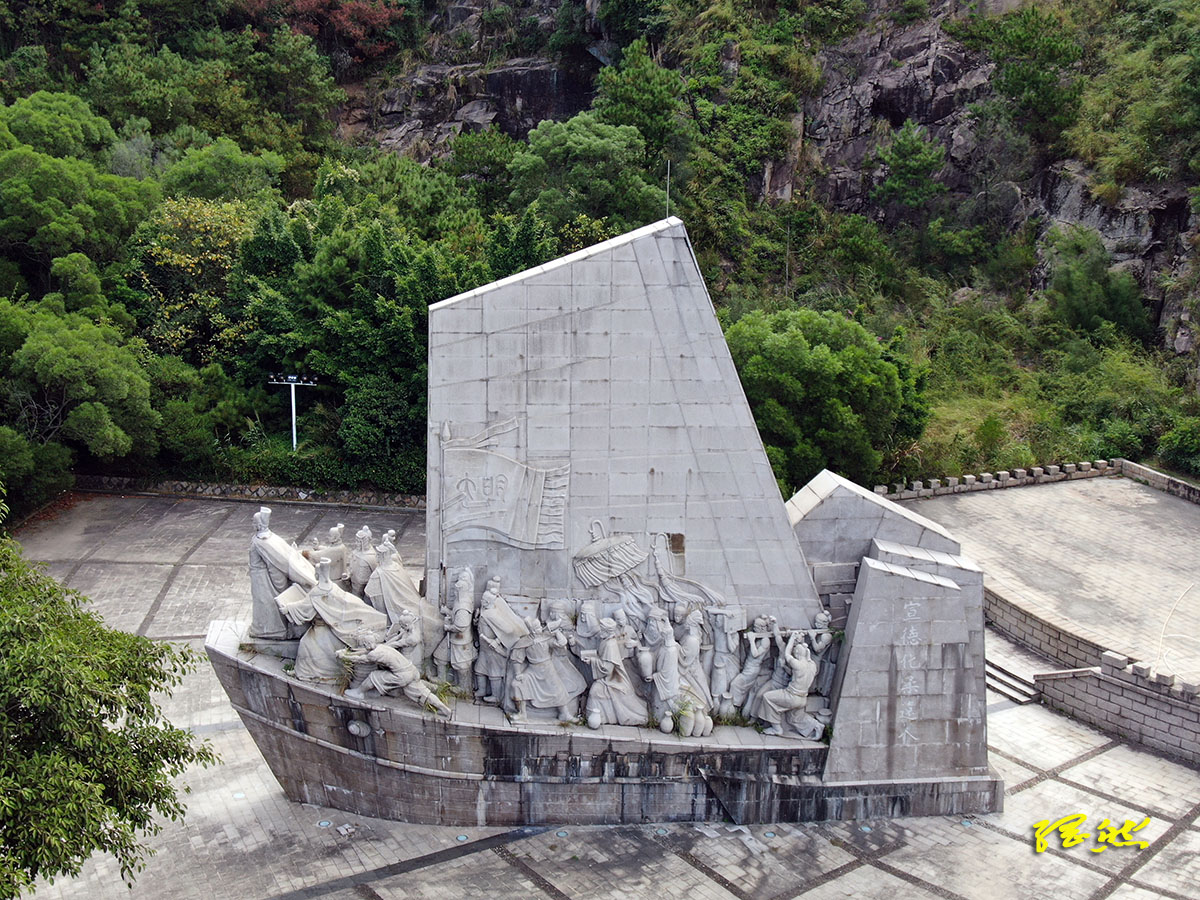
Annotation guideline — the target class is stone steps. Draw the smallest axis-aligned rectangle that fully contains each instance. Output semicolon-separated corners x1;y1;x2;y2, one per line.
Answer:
986;660;1039;704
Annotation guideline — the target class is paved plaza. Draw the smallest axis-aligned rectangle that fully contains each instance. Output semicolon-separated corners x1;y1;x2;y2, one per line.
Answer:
906;477;1200;681
14;492;1200;900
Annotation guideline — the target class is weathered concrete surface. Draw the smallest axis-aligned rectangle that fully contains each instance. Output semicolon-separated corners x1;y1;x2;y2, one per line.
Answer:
426;218;821;626
18;493;1200;900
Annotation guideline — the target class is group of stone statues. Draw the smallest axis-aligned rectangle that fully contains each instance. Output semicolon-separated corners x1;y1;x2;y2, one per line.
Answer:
247;507;837;739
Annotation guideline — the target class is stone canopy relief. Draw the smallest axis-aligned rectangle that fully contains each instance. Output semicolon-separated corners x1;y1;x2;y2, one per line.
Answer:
210;218;1001;825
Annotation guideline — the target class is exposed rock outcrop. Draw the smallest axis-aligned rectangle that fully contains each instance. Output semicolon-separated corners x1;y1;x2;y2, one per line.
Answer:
800;0;1197;339
339;57;596;159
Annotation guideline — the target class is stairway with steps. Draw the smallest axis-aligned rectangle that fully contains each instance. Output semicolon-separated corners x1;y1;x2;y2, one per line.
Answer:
985;659;1039;704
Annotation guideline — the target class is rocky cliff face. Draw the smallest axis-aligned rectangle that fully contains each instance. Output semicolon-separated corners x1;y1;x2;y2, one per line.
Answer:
337;0;596;159
800;0;1197;341
339;57;595;158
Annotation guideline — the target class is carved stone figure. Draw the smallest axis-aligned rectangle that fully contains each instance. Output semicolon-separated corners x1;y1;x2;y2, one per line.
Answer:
582;618;649;729
474;577;528;703
341;629;452;716
611;608;639;658
639;608;684;734
278;558;387;683
808;610;836;698
509;617;585;722
728;616;773;717
677;610;715;736
385;608;423;669
303;524;347;585
572;598;602;654
364;538;422;627
433;569;477;685
745;623;792;720
248;506;317;640
347;526;377;597
708;604;745;715
758;633;824;739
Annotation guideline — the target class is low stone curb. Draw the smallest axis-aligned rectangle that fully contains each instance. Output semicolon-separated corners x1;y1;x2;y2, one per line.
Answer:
73;474;426;509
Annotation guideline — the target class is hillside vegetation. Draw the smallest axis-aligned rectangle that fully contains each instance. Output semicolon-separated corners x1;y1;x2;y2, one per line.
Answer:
0;0;1198;514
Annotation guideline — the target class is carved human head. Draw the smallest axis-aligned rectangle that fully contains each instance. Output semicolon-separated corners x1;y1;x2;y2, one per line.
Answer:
685;610;704;630
355;526;372;550
645;609;671;644
253;506;271;534
814;610;832;629
354;628;385;649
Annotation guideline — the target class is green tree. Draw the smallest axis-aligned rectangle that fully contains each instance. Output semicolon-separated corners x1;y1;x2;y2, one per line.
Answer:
508;112;667;231
870;119;946;212
1;301;159;460
446;128;519;215
593;37;685;164
1045;226;1149;340
0;91;115;161
0;146;159;272
0;523;216;897
957;5;1082;145
161;137;283;200
724;308;928;491
124;196;256;364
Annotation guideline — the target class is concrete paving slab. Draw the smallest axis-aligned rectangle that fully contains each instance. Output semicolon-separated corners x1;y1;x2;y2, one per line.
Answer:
13;494;1200;900
904;478;1200;679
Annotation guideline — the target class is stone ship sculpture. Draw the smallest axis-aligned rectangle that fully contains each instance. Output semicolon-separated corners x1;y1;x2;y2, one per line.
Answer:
207;218;1003;824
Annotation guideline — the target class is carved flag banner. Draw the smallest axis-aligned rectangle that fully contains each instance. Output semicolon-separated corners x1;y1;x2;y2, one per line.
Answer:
441;447;569;548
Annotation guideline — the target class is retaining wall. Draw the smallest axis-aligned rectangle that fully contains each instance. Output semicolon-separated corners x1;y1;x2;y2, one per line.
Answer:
1036;652;1200;765
73;474;425;509
983;588;1107;671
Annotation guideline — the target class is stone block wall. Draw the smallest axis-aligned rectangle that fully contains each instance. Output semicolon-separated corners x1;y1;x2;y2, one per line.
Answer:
1036;652;1200;764
983;588;1107;671
207;620;1004;825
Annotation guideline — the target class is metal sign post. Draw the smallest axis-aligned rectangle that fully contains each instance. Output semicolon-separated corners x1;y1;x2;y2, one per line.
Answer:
267;374;318;451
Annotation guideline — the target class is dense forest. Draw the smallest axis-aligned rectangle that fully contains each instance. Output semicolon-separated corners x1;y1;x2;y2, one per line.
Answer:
0;0;1198;516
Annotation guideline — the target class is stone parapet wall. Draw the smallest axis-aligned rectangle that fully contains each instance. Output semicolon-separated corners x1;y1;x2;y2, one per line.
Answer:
74;474;425;509
1036;652;1200;764
1118;460;1200;505
875;459;1122;501
983;588;1107;671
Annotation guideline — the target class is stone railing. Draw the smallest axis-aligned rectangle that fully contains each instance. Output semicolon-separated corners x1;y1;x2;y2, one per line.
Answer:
73;474;425;509
1035;652;1200;765
875;459;1122;501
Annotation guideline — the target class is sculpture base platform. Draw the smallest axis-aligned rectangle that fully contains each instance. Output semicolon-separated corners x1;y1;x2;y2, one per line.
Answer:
206;620;1003;825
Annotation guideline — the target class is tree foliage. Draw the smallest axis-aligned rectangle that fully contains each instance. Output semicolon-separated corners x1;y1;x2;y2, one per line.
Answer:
508;112;667;231
0;529;216;897
1045;226;1150;341
0;92;115;163
870;119;946;211
724;309;929;491
954;5;1082;145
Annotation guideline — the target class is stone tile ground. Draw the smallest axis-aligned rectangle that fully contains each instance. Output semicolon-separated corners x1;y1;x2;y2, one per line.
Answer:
907;478;1200;680
16;493;1200;900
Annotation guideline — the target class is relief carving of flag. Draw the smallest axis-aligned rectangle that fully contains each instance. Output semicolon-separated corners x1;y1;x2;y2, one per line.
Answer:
442;448;569;549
